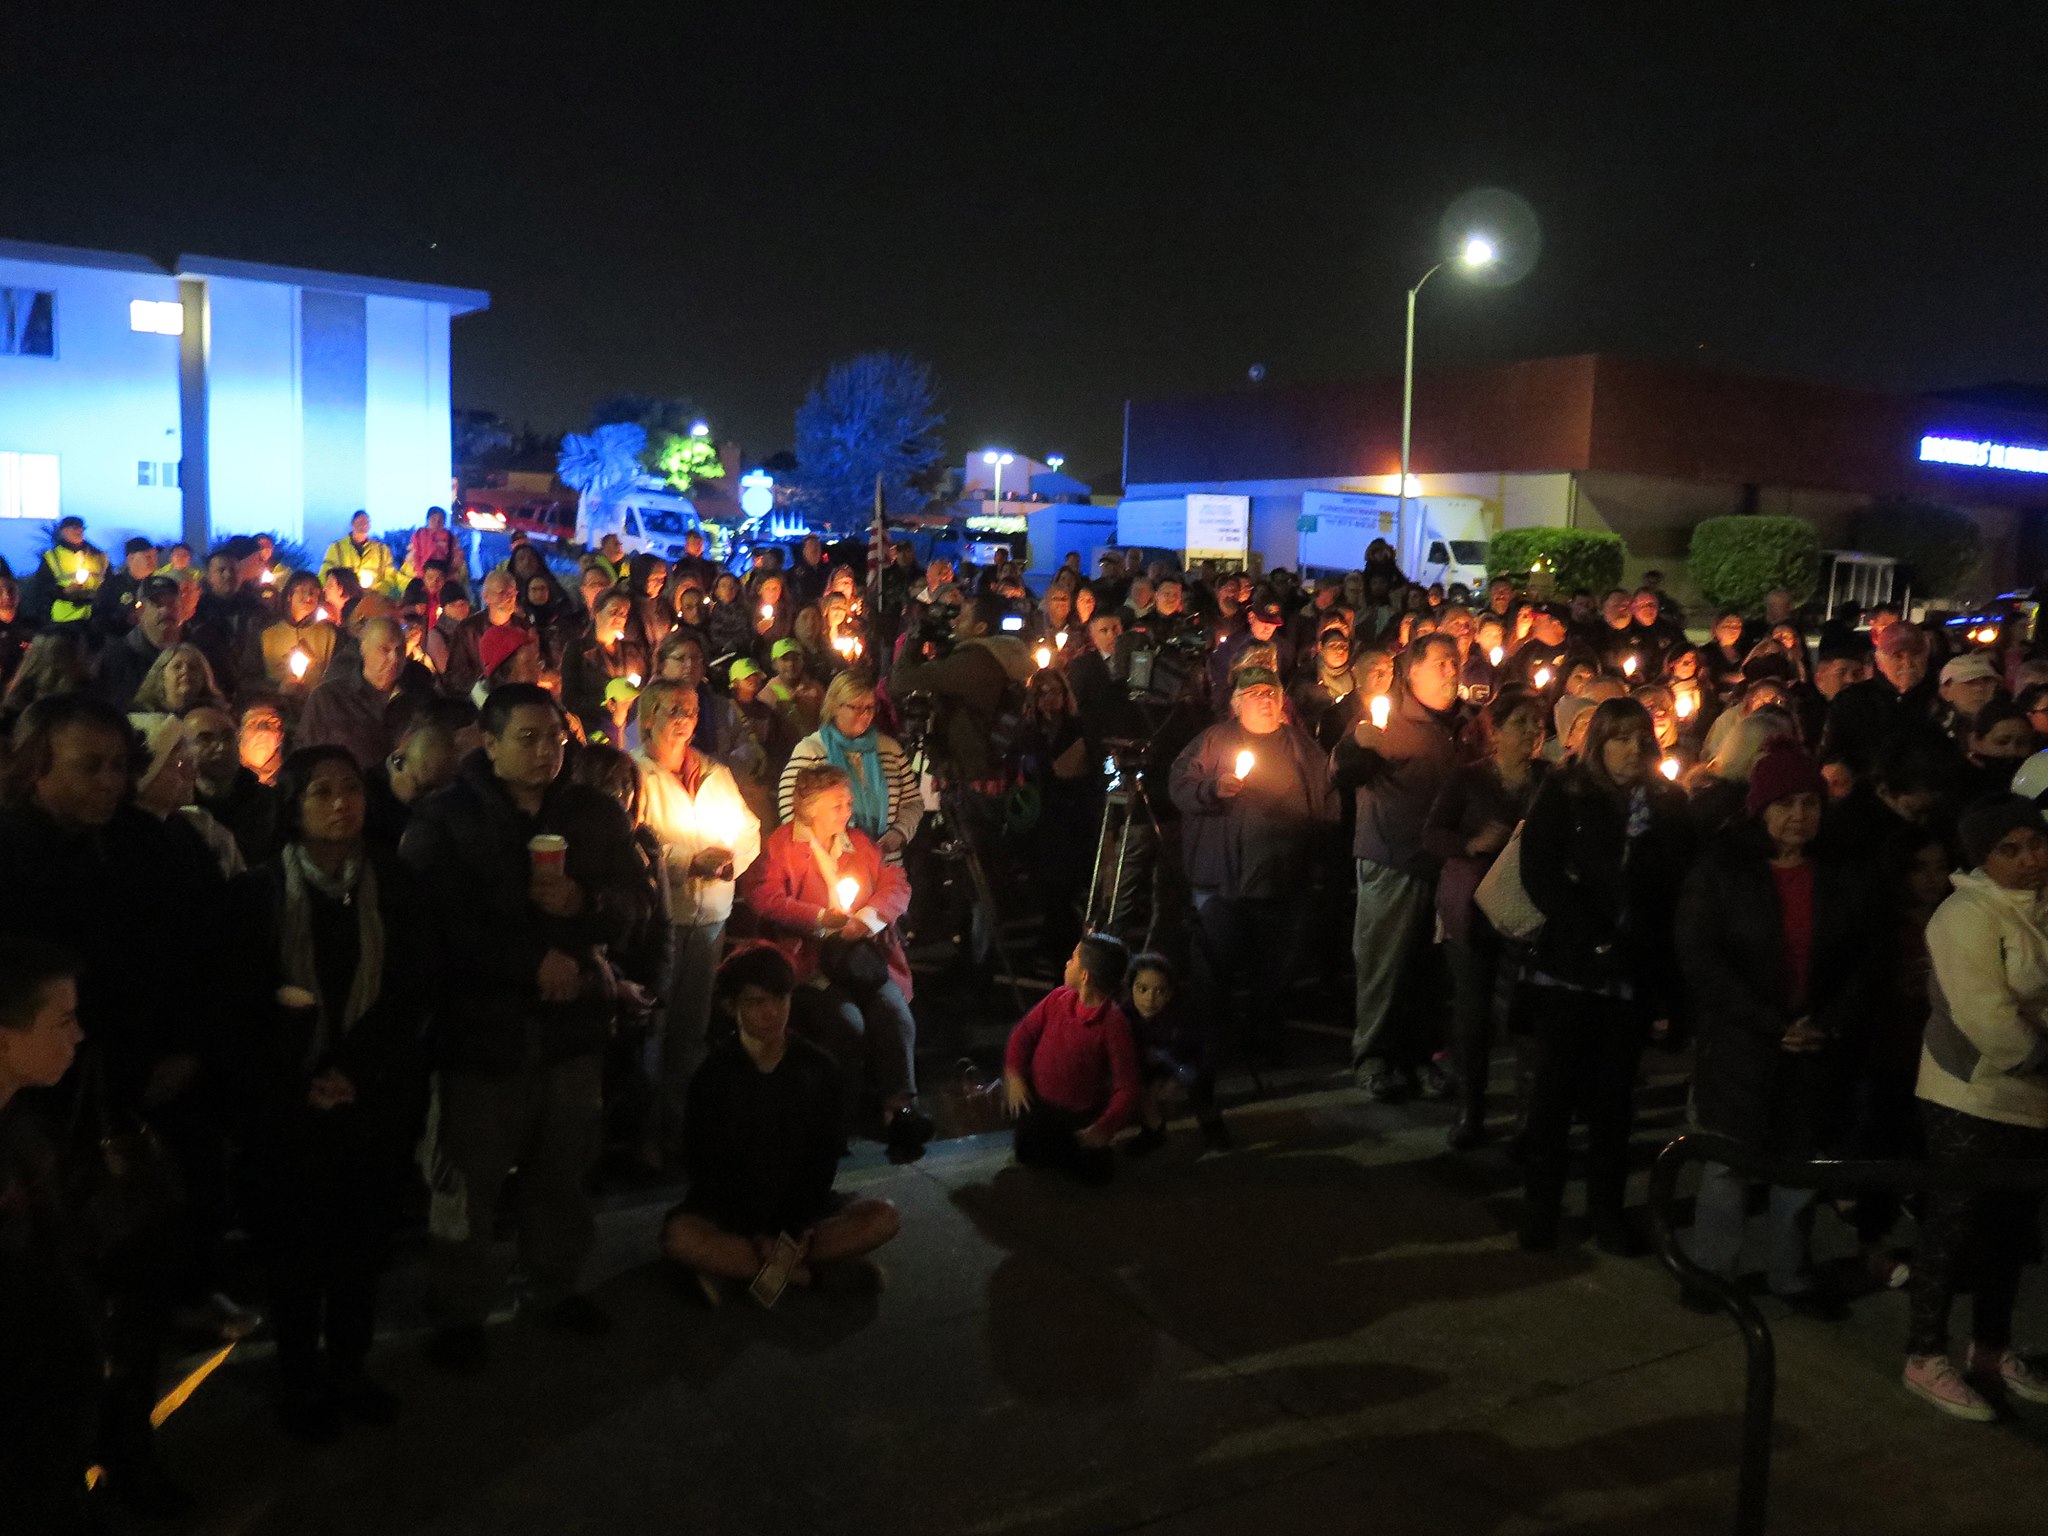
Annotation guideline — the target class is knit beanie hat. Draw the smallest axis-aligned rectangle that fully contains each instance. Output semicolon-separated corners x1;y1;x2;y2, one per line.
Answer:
1553;694;1595;745
1744;739;1829;817
1958;793;2044;869
127;712;184;795
478;621;533;679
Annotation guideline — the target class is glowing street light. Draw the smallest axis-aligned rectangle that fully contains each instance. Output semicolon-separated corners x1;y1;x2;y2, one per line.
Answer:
981;449;1015;509
689;420;711;439
1399;230;1500;563
1046;454;1066;472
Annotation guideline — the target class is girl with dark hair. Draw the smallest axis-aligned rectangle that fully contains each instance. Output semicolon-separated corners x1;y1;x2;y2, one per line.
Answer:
223;745;431;1441
1514;697;1695;1252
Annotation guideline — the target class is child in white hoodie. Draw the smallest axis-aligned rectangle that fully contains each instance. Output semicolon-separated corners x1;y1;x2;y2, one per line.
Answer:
1904;795;2048;1421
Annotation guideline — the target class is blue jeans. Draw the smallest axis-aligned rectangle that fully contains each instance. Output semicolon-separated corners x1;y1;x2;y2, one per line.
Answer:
1689;1162;1818;1296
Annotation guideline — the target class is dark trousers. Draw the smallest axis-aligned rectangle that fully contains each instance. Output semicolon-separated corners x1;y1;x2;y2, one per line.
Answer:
1520;984;1644;1226
1015;1101;1114;1186
1192;892;1300;1062
247;1115;399;1394
1445;925;1505;1120
1905;1102;2048;1356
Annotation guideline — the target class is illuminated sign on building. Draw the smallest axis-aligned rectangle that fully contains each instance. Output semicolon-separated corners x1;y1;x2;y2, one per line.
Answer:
1920;435;2048;474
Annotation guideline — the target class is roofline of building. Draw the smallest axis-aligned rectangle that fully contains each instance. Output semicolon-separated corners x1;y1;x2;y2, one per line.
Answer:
175;254;490;314
0;237;168;275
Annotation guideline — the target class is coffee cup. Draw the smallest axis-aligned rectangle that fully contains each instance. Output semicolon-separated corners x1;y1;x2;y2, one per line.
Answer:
528;833;568;876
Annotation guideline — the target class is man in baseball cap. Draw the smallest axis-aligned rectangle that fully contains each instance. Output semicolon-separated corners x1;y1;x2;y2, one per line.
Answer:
1822;621;1939;772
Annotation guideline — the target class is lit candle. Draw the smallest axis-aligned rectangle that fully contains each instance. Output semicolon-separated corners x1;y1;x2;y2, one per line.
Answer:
760;604;774;622
835;875;859;910
288;649;310;680
1369;695;1391;730
1623;654;1638;677
260;569;275;585
1054;631;1068;650
1488;646;1504;667
1533;666;1553;689
1233;749;1255;779
72;567;88;586
1659;756;1681;781
1034;645;1052;670
626;672;641;687
352;568;366;586
1674;691;1696;719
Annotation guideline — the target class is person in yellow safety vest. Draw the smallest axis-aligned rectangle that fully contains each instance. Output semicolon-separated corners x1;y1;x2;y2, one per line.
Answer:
39;516;109;625
320;511;401;597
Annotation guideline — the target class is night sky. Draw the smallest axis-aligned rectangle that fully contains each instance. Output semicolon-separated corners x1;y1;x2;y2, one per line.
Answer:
7;5;2045;484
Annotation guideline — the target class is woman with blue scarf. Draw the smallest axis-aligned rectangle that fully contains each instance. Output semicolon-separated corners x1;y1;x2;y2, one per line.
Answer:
777;672;921;861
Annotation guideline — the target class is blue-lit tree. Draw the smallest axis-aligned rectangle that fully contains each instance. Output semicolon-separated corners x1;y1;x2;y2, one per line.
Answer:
792;353;945;530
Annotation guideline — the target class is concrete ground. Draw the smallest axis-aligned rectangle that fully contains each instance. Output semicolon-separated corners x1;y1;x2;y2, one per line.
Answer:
158;1047;2048;1536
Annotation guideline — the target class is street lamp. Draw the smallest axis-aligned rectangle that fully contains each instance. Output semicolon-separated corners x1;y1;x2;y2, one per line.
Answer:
689;420;711;439
1046;454;1065;473
981;449;1014;508
1398;233;1498;557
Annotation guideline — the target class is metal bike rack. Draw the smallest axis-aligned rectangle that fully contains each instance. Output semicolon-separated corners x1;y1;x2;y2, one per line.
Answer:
1648;1133;2048;1536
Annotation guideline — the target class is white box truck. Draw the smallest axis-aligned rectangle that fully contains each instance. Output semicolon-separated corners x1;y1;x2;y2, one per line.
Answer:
1297;490;1490;588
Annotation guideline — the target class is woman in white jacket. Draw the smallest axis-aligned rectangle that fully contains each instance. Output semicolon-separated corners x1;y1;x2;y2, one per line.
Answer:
634;679;762;1171
1905;794;2048;1420
775;672;921;862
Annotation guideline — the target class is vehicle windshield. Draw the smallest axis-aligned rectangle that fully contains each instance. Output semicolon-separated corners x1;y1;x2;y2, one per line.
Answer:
1448;540;1487;564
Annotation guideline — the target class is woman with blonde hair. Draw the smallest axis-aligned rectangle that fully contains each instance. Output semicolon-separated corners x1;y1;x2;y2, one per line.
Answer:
776;671;920;858
1689;706;1800;836
131;643;229;716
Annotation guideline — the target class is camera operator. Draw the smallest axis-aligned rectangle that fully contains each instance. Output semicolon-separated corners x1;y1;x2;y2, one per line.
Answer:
889;592;1034;787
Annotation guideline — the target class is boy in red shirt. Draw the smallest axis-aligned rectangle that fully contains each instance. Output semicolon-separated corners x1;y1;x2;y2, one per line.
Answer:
1003;934;1141;1185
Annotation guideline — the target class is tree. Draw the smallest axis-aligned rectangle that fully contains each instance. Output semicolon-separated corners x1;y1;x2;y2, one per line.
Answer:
1853;498;1986;599
589;396;725;493
1486;528;1625;594
792;353;945;530
1688;516;1822;614
557;423;649;504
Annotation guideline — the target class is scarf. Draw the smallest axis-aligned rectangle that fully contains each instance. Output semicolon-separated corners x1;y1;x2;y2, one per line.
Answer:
281;844;385;1069
819;720;890;837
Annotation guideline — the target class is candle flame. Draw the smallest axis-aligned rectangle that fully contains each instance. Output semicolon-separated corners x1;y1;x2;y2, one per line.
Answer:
1369;695;1391;730
352;568;366;586
1034;646;1052;669
1488;646;1504;667
260;569;275;584
289;649;310;679
1534;667;1553;689
1660;756;1681;781
760;604;774;621
1675;692;1696;718
626;672;641;687
835;875;859;909
1623;655;1638;677
1233;749;1255;778
1054;630;1068;650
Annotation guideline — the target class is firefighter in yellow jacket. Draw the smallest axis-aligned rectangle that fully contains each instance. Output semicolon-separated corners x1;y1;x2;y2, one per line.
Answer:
37;517;109;625
320;511;401;597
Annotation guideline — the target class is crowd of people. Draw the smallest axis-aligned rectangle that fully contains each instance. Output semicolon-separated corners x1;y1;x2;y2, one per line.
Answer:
4;509;2048;1532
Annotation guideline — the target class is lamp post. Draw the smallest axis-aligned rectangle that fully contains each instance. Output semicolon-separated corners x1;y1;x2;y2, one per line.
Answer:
981;449;1014;510
1398;234;1497;561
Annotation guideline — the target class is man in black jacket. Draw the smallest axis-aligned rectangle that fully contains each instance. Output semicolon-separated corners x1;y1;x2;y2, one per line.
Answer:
1331;632;1469;1100
400;684;648;1371
1821;620;1939;773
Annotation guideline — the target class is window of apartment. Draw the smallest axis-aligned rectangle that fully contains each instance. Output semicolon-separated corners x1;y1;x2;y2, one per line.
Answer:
0;452;61;519
137;459;181;488
129;299;184;336
1;288;56;356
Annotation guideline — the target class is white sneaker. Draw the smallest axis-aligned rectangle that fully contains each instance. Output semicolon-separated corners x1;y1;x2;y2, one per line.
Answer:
1969;1344;2048;1405
1904;1353;1996;1422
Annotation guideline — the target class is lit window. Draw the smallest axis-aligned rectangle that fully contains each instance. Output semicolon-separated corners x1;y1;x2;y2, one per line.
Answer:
0;452;61;519
1;288;55;355
129;299;184;336
138;460;156;487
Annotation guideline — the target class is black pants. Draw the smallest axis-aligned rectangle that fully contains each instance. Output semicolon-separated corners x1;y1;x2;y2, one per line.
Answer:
1014;1101;1114;1186
1445;925;1507;1121
246;1114;401;1396
1520;984;1644;1227
1905;1103;2048;1356
1192;892;1301;1063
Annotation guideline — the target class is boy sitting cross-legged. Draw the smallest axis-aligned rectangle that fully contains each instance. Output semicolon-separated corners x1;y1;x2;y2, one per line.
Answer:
660;944;901;1304
1003;933;1142;1185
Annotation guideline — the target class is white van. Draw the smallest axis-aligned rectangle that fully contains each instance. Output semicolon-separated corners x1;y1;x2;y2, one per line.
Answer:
577;487;705;564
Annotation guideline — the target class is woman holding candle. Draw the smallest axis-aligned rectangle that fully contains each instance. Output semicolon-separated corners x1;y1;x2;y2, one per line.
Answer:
259;573;341;692
1514;697;1694;1253
738;764;930;1156
633;680;762;1171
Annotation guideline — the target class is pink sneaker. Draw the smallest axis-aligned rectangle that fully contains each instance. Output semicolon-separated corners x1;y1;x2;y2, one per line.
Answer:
1904;1353;1996;1421
1968;1344;2048;1405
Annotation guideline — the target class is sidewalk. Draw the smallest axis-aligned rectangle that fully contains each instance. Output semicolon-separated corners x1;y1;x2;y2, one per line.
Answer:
163;1075;2048;1536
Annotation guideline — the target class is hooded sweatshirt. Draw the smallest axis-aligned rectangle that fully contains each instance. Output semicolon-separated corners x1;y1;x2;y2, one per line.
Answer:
1920;868;2048;1129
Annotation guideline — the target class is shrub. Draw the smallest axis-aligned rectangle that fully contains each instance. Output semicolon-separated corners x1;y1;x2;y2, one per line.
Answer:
1687;516;1821;614
1852;499;1985;599
1487;527;1625;594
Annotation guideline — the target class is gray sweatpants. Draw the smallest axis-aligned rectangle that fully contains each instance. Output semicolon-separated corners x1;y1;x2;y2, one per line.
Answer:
1350;858;1432;1073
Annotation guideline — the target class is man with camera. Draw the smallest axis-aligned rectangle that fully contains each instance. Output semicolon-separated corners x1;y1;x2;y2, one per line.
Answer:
889;593;1034;786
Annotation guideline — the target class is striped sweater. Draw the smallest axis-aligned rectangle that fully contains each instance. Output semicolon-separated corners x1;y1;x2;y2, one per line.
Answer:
775;731;922;860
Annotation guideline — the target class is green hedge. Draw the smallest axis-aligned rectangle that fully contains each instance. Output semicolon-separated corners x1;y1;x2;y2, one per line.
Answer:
1687;516;1821;613
1486;527;1625;594
1852;498;1985;599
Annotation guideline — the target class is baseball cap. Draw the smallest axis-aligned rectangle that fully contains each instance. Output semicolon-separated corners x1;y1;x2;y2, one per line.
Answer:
1941;654;1999;686
770;638;802;660
728;658;764;682
1232;666;1282;694
1249;600;1284;624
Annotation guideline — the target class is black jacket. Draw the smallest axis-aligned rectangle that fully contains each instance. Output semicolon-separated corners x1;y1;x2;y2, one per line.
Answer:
1675;832;1879;1153
1169;720;1338;899
399;751;648;1073
1330;692;1469;876
1519;766;1694;1014
1821;675;1938;772
196;768;281;867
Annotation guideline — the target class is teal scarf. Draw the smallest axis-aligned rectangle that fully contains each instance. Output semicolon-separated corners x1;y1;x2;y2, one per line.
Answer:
819;721;890;837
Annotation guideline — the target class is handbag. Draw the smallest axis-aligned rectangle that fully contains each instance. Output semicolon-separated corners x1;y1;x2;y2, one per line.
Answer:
66;1050;186;1260
1473;821;1545;941
820;933;890;1001
931;1057;1009;1140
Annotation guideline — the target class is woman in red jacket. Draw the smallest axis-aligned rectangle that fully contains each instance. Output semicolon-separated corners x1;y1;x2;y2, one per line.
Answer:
739;763;932;1156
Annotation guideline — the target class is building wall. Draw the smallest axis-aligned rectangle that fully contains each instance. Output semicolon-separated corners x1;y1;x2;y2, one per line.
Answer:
0;253;184;572
361;295;454;546
203;275;303;541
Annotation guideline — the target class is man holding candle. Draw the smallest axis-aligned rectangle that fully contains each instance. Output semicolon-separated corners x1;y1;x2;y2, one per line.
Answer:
400;684;649;1371
320;511;400;598
1169;666;1338;1071
634;679;762;1171
1333;631;1471;1102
